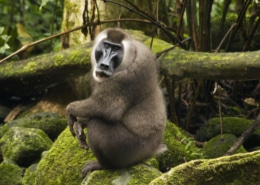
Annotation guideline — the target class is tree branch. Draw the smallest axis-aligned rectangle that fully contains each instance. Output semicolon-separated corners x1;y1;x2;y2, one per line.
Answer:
0;18;152;64
225;114;260;155
159;48;260;81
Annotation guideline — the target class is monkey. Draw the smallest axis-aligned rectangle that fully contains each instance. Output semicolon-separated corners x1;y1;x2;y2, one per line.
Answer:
66;28;167;177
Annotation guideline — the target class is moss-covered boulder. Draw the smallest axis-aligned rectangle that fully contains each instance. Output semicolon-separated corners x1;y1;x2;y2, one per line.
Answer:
22;164;37;185
0;127;53;167
25;121;203;185
150;150;260;185
202;134;247;158
197;117;260;148
0;112;67;140
0;160;24;185
157;121;203;172
31;127;94;185
82;164;162;185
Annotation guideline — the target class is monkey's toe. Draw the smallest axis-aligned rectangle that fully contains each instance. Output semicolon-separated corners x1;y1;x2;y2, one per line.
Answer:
82;161;104;178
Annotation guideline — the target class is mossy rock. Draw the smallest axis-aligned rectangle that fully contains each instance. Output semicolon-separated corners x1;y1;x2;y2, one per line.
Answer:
0;160;24;185
0;112;67;140
202;134;247;158
197;117;260;148
82;163;162;185
32;127;94;185
0;127;53;167
25;122;203;184
157;121;203;172
150;150;260;185
22;164;37;185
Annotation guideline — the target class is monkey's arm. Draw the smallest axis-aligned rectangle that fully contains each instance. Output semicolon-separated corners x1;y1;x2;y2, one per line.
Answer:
66;96;127;135
67;97;126;120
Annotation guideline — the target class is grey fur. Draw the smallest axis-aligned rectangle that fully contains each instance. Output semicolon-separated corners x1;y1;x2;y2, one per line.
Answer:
66;28;167;177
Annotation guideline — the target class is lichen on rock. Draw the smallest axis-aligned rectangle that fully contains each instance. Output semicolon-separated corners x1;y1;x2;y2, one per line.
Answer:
0;127;53;167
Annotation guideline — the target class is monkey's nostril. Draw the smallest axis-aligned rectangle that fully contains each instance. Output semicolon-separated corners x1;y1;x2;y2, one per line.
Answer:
100;64;109;70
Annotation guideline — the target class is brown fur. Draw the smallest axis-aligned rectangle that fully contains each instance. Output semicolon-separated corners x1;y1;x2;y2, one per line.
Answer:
66;28;167;176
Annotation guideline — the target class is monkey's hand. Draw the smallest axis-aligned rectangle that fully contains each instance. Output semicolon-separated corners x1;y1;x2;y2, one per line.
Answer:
75;122;89;150
68;114;77;137
68;114;89;150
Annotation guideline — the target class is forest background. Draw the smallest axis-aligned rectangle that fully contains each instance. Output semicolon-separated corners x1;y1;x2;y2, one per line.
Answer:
1;0;260;140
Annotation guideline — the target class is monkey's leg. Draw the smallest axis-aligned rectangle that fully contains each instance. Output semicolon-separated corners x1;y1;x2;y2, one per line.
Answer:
87;119;161;173
82;161;104;178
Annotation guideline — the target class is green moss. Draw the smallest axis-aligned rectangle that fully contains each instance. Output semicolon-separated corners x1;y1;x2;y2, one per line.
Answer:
82;170;122;185
150;151;260;185
82;163;162;185
198;117;260;142
143;37;172;54
144;157;159;169
23;61;37;72
23;164;37;185
202;134;247;158
0;127;53;167
128;164;162;185
53;53;64;66
34;127;94;185
0;161;23;185
0;112;67;140
198;117;260;149
157;121;203;171
0;44;91;87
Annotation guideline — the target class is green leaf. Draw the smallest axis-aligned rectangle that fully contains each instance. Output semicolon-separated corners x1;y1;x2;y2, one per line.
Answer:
0;27;4;35
1;35;10;42
0;43;10;54
39;0;52;11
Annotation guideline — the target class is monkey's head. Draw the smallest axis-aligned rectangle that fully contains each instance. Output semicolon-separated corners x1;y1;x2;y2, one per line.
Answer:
91;28;136;83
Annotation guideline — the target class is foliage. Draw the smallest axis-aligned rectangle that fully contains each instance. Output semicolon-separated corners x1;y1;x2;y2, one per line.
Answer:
0;27;11;54
0;0;63;59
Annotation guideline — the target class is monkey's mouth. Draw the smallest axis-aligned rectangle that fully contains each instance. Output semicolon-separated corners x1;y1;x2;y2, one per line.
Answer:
95;71;110;78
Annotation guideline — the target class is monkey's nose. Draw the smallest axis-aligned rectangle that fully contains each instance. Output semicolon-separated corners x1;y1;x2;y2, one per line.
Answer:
100;63;110;70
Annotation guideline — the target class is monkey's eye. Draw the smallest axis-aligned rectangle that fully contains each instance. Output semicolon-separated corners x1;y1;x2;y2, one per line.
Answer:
104;43;110;49
112;45;120;51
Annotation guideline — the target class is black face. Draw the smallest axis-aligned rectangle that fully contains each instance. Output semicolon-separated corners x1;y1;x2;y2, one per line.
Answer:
95;40;123;79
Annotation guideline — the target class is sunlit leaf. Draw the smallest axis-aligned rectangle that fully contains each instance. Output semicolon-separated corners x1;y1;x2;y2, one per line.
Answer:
0;43;10;54
0;27;4;35
39;0;52;11
16;23;33;45
1;35;10;42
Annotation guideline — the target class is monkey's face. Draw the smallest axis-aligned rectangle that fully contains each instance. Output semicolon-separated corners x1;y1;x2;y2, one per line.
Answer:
93;40;123;82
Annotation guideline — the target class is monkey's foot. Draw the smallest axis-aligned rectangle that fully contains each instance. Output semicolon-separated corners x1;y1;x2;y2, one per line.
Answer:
82;161;104;178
